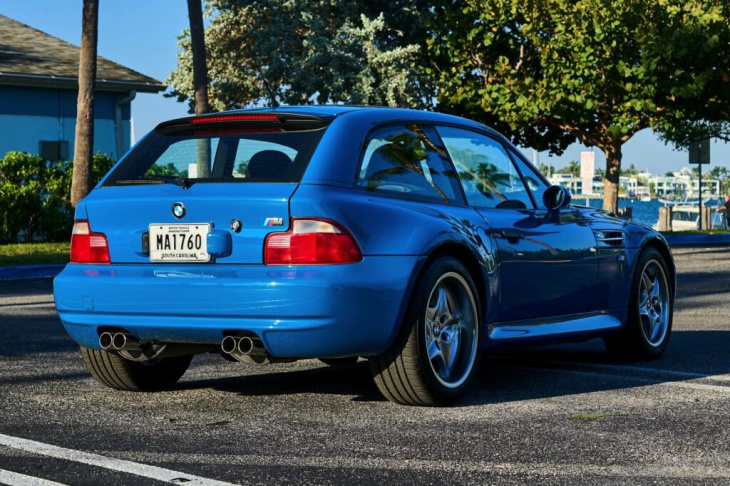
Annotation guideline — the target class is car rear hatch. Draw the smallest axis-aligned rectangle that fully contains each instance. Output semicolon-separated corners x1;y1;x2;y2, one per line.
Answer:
84;112;329;264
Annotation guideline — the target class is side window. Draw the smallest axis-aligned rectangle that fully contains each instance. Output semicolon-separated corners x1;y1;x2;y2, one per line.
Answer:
357;125;462;204
437;126;533;209
508;148;549;209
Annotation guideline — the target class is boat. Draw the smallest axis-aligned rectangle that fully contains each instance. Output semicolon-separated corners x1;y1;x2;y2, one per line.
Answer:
640;195;652;202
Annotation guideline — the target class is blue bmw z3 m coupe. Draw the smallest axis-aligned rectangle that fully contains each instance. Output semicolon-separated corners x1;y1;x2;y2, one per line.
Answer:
53;106;675;406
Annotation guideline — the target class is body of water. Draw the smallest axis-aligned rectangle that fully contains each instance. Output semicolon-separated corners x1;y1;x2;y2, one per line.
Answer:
576;198;723;228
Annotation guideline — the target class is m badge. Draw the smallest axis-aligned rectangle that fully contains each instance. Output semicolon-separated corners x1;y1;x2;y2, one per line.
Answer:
264;218;284;227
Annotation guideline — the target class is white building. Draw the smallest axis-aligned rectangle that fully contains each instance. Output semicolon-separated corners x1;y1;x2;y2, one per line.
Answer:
648;167;720;198
548;174;583;194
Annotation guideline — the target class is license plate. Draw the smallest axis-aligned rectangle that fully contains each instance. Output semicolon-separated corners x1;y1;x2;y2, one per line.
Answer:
148;224;210;262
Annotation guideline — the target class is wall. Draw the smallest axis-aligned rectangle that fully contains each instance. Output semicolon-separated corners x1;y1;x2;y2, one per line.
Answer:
0;85;132;160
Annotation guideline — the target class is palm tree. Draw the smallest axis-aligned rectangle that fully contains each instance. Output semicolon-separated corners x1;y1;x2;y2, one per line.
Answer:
187;0;211;178
568;160;580;177
71;0;99;206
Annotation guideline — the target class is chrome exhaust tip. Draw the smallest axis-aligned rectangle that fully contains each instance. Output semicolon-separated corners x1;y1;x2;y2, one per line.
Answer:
221;336;238;354
99;332;114;350
237;337;254;355
111;332;127;350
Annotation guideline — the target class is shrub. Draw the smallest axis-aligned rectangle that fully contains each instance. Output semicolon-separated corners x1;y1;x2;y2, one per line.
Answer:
0;151;116;243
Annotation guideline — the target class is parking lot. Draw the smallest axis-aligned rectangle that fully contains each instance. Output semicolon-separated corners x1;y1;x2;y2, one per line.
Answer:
0;247;729;485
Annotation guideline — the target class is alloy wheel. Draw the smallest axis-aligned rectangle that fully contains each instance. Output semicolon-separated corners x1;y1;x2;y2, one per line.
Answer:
424;272;478;388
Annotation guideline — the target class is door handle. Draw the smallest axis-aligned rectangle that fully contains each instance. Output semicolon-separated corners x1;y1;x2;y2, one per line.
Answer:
500;229;524;240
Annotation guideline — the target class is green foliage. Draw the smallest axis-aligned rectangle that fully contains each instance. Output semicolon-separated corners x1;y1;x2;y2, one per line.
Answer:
557;160;580;177
427;0;730;210
0;152;51;243
166;0;433;110
0;152;115;243
148;163;182;177
621;164;639;177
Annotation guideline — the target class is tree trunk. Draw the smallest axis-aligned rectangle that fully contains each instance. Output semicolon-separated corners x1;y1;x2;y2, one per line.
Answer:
601;141;622;214
71;0;99;206
187;0;211;178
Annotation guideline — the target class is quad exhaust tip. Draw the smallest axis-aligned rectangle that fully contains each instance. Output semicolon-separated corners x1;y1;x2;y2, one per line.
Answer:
99;332;114;349
221;336;238;354
99;331;140;351
220;335;266;356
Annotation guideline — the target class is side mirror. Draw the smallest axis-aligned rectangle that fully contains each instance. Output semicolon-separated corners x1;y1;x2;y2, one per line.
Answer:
543;185;572;211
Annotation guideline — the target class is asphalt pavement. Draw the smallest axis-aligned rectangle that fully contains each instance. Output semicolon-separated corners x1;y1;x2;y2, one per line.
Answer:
0;247;729;485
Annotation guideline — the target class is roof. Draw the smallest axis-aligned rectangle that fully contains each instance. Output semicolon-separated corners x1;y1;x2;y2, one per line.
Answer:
158;105;499;140
0;14;165;93
236;105;494;132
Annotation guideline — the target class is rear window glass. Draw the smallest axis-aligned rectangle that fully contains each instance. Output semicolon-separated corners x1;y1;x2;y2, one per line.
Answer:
103;127;325;186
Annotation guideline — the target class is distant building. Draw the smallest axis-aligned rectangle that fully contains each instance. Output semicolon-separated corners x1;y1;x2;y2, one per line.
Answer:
548;173;583;194
0;15;164;161
648;167;720;198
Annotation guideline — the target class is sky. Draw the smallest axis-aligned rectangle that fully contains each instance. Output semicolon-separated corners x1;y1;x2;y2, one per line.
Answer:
3;0;729;174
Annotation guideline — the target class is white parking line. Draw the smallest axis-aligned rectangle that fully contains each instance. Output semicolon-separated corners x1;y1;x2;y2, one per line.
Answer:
599;363;730;382
0;468;67;486
498;364;730;393
110;450;730;479
0;434;237;486
496;356;730;382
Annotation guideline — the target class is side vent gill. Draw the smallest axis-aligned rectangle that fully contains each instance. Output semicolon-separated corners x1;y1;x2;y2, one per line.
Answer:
594;230;625;248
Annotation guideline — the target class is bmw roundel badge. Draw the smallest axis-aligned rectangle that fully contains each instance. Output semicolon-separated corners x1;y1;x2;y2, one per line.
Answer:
172;202;186;219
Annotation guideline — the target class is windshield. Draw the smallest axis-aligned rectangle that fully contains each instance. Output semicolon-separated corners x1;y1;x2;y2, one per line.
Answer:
103;127;326;186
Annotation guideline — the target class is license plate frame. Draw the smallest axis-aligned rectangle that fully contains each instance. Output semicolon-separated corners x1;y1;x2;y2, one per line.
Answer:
148;223;211;263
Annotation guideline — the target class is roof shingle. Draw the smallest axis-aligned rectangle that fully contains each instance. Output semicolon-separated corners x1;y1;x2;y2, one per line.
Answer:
0;14;165;92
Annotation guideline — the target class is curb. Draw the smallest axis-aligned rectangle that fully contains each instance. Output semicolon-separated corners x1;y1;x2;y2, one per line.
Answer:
0;264;65;280
663;234;730;248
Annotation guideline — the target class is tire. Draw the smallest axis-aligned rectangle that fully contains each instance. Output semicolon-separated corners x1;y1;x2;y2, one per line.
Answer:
319;357;359;366
369;257;482;406
604;248;673;360
80;346;193;392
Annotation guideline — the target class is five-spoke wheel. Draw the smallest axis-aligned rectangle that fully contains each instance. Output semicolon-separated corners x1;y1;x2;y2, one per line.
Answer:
369;257;481;406
604;248;673;359
424;273;478;389
638;260;670;347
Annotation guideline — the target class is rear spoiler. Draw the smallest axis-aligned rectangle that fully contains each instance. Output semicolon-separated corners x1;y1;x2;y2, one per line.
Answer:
156;112;330;135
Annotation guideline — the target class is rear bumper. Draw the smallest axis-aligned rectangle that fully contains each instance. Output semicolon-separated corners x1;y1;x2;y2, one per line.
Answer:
53;256;420;357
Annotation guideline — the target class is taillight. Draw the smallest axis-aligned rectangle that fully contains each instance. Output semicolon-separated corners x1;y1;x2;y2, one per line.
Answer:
70;220;111;264
264;219;362;265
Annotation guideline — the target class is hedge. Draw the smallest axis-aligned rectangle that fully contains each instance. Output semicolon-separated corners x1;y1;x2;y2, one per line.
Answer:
0;152;115;243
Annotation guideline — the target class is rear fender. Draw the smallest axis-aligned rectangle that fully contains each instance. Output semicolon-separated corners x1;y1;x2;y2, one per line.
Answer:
290;184;497;349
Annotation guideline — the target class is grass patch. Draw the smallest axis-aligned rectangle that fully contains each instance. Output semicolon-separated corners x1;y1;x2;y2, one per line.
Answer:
571;413;632;420
0;242;70;266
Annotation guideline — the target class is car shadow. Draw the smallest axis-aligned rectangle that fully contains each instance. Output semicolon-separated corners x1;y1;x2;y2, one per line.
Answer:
178;330;730;405
179;360;388;402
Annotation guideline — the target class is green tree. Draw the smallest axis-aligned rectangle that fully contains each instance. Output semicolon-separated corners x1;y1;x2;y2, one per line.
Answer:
621;164;638;177
426;0;730;213
537;162;554;177
557;160;580;177
167;1;432;110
